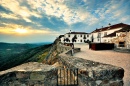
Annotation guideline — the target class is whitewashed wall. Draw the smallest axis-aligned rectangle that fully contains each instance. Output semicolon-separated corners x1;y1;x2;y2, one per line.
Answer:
90;27;122;43
60;33;90;43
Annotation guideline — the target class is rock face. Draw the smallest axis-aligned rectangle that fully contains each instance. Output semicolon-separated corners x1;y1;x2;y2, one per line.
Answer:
43;38;71;64
0;62;57;86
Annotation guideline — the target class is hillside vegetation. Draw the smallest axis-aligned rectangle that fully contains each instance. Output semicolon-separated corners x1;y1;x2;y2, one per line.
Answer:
0;43;52;71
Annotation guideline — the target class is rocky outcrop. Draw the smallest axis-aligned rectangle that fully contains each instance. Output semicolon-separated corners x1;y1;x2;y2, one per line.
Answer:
43;38;71;64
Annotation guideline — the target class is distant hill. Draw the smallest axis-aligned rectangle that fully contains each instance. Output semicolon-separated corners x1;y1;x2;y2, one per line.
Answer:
0;42;52;58
0;43;52;71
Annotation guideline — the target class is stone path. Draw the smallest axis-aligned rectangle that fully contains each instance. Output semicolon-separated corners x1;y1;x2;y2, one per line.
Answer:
74;43;130;86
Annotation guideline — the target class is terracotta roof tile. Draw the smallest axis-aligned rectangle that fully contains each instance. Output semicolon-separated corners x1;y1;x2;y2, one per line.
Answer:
67;32;88;34
103;32;116;37
92;23;128;33
116;25;130;32
103;25;130;38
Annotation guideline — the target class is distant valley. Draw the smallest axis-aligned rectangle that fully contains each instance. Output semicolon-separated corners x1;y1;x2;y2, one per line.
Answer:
0;42;52;71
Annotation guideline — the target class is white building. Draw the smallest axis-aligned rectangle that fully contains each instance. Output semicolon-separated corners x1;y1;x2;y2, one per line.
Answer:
59;23;130;46
90;23;129;43
103;25;130;48
60;32;90;43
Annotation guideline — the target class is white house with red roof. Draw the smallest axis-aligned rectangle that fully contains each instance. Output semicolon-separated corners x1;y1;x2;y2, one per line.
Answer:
90;23;129;43
59;23;130;48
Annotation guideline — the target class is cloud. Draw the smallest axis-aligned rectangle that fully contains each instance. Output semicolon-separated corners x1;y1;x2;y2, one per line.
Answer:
0;5;12;13
0;0;130;43
0;23;59;36
27;0;92;25
0;0;41;22
0;13;18;19
29;15;68;30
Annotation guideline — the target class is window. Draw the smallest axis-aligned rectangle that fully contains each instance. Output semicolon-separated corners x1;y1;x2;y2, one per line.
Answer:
104;32;107;36
80;40;82;42
68;34;70;37
97;33;101;38
97;39;100;41
83;35;86;39
80;35;82;37
119;42;125;47
87;34;89;37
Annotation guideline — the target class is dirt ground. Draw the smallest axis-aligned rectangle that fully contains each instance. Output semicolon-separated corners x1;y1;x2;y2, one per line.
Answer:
74;43;130;86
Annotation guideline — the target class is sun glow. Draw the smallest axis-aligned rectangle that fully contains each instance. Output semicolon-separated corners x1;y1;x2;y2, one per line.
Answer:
15;28;27;33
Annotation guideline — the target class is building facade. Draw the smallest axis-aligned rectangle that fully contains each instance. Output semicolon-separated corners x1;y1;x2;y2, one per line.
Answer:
60;32;90;43
59;23;130;48
90;23;129;43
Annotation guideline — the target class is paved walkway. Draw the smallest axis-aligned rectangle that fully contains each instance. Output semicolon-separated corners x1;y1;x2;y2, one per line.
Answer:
74;43;130;86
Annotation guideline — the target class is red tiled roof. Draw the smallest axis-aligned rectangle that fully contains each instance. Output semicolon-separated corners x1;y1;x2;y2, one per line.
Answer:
103;25;130;38
67;32;88;34
103;32;116;38
91;23;128;33
116;25;130;32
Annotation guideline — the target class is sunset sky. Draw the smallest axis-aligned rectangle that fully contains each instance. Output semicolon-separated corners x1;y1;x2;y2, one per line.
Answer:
0;0;130;43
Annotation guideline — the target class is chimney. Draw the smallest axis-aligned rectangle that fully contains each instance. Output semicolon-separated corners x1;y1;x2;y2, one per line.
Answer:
108;23;111;27
107;23;111;30
70;30;71;33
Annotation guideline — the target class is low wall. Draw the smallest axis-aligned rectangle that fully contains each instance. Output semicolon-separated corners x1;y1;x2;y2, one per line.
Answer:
0;62;57;86
59;50;124;86
66;48;80;56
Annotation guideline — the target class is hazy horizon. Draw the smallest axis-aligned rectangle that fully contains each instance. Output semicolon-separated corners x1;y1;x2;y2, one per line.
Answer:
0;41;53;44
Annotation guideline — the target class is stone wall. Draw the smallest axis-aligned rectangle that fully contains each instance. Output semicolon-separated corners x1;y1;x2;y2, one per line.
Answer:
126;32;130;49
0;62;57;86
58;50;124;86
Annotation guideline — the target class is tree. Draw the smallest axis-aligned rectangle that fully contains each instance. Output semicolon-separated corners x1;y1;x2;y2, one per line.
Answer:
65;38;70;42
91;35;94;42
72;35;77;43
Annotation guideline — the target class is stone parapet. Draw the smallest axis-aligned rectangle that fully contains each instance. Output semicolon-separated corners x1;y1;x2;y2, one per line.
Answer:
59;50;124;86
0;62;57;86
